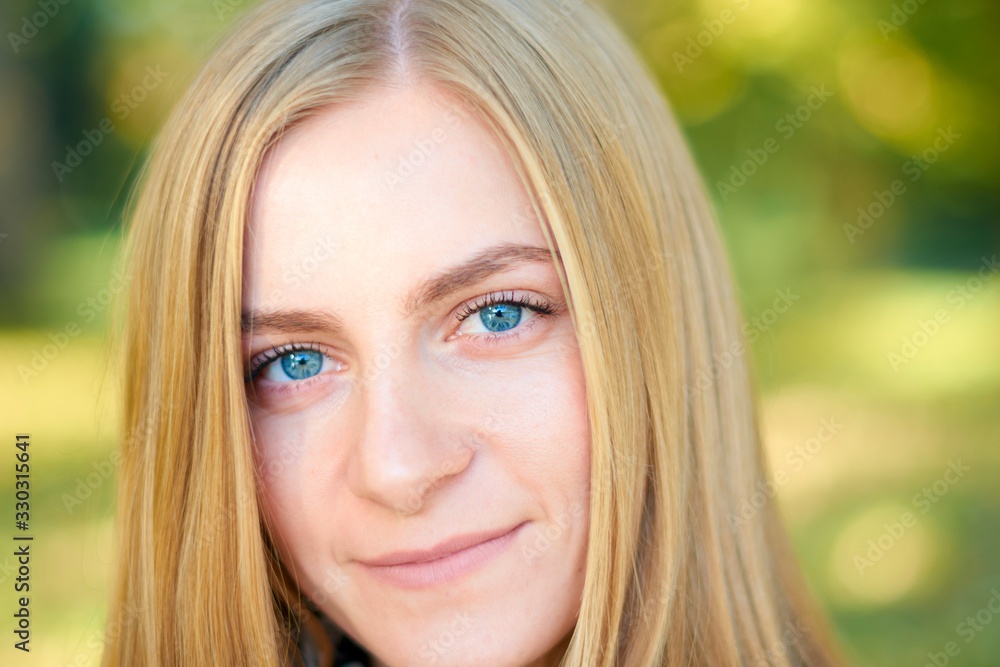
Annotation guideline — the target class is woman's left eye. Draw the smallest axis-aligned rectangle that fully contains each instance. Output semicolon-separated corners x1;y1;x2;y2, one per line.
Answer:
455;292;558;341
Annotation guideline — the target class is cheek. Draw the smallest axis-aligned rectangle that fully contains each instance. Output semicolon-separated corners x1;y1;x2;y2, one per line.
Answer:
250;392;346;490
252;417;306;498
511;337;591;482
471;331;592;539
249;410;356;604
249;410;331;553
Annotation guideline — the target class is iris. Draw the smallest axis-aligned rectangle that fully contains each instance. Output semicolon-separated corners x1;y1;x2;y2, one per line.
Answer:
280;350;323;380
479;303;522;332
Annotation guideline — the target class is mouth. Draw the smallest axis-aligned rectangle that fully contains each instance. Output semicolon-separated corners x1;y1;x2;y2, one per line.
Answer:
357;521;528;589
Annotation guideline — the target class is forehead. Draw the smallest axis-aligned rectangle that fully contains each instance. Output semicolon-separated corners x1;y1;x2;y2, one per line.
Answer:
244;85;546;301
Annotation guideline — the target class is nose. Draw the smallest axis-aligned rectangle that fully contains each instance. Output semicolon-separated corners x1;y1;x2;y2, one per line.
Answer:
345;350;474;515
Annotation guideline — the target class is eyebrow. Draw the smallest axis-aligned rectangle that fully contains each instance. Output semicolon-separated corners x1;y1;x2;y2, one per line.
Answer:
240;242;561;336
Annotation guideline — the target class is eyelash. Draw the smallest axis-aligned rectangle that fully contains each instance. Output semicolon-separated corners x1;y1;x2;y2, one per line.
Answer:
454;290;558;324
245;341;324;383
244;292;558;383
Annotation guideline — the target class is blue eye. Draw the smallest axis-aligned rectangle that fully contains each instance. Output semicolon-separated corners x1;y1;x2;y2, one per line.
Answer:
250;348;334;383
456;291;559;341
278;350;323;380
478;303;522;332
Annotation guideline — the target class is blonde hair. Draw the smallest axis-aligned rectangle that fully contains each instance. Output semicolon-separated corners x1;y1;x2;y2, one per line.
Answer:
105;0;846;665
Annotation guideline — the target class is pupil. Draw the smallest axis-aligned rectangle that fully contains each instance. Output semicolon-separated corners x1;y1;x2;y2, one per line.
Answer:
481;304;521;332
281;351;322;379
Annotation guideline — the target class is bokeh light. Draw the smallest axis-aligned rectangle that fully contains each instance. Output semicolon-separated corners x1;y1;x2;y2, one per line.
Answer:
1;0;998;664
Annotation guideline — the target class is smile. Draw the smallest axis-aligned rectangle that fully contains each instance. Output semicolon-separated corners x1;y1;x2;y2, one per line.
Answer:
357;521;528;589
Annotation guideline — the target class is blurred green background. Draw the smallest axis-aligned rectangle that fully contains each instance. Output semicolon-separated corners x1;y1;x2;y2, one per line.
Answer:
1;0;998;665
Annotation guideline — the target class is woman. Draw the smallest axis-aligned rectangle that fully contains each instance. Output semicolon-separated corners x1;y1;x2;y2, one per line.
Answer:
104;0;847;665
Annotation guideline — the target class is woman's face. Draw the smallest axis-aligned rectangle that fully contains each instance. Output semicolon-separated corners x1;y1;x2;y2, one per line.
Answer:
242;84;591;667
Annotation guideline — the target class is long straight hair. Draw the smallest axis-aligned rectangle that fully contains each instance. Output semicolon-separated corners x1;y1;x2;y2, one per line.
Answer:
104;0;846;664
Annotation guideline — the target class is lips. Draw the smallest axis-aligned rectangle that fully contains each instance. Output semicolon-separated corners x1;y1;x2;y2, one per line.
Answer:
357;521;528;589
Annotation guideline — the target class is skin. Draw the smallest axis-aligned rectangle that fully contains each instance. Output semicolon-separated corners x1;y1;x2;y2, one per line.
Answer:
241;82;592;667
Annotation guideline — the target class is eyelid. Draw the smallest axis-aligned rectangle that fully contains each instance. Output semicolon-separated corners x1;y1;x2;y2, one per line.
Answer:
451;290;560;344
245;341;336;382
243;290;563;381
454;290;559;323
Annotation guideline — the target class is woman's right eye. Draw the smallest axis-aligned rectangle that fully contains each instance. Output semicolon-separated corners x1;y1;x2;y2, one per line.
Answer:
258;349;339;383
